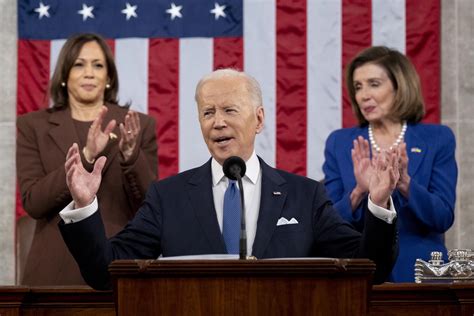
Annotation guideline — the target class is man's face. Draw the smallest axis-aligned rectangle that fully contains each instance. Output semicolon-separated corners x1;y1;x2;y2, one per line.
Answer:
197;76;264;165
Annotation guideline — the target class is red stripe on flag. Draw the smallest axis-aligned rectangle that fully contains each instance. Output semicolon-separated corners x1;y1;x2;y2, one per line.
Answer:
213;37;244;70
17;40;51;115
406;0;440;123
16;40;51;219
105;39;115;55
276;0;307;176
341;0;372;128
148;39;180;179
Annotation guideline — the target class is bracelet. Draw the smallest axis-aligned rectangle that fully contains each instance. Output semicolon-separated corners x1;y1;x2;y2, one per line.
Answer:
82;147;96;164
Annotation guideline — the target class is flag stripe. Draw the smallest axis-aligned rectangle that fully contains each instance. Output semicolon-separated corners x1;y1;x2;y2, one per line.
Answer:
148;38;180;179
179;38;213;171
406;0;440;123
341;0;372;128
307;0;342;181
214;37;244;70
243;0;276;167
17;40;50;114
372;0;406;52
276;0;307;176
116;38;149;113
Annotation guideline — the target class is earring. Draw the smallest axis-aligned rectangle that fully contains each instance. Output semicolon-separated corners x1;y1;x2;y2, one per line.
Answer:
106;83;111;89
61;82;66;87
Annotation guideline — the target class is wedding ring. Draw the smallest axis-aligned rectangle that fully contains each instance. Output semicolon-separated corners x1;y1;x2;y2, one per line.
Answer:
127;130;132;135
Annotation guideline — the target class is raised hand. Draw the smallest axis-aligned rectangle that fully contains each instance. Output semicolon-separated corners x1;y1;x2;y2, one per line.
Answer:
350;136;373;210
369;149;400;208
83;106;116;163
119;110;141;162
396;142;411;198
65;143;107;208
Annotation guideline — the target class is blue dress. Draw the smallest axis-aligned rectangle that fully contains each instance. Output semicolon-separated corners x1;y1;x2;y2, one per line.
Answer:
323;123;457;282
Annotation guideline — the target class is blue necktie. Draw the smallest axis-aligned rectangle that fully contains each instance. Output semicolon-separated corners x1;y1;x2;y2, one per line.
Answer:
223;180;241;254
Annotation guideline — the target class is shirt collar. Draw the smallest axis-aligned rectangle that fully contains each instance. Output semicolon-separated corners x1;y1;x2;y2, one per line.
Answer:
211;151;260;186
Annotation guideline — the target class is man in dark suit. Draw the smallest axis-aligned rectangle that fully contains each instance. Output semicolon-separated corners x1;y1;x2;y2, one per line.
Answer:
59;69;399;290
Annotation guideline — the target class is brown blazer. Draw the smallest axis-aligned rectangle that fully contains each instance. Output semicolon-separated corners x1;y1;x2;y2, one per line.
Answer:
16;103;158;285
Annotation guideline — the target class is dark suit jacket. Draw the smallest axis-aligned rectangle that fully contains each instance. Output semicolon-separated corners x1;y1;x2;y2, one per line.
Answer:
323;123;457;282
60;157;397;290
17;103;158;285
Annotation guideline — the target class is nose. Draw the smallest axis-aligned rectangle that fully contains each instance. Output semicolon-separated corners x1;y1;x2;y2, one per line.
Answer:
213;111;226;129
358;86;371;101
84;64;94;78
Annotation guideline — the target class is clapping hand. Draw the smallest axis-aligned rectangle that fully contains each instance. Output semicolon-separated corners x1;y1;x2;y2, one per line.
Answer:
119;110;141;162
369;149;400;208
396;142;410;197
352;136;373;194
65;143;106;208
83;106;116;163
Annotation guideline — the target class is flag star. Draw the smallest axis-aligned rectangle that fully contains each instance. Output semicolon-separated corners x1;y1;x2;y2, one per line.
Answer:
210;2;226;20
121;2;138;21
166;3;183;20
34;1;50;19
78;3;94;21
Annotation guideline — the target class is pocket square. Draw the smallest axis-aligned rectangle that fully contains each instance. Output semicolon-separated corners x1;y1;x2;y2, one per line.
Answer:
276;217;299;226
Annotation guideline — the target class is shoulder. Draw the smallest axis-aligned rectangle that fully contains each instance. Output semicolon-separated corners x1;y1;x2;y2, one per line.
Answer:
107;103;155;125
327;126;365;141
17;108;57;128
410;123;455;142
152;161;210;191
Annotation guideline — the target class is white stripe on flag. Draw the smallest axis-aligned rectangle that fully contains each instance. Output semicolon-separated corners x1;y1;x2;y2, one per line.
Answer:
244;0;276;167
372;0;406;53
307;0;342;181
115;38;149;113
179;38;214;171
50;39;66;81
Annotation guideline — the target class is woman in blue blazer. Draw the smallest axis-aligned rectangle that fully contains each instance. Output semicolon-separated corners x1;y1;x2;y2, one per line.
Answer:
323;46;457;282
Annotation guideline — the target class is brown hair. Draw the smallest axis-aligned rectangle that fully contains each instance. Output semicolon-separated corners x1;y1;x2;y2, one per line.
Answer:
346;46;425;126
49;33;119;108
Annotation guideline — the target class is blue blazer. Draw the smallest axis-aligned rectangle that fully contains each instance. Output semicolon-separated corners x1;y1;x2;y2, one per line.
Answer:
60;158;397;290
323;123;457;282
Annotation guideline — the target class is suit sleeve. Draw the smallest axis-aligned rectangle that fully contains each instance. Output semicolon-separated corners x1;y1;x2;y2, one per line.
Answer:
59;182;163;290
119;114;158;212
322;131;365;227
16;115;72;219
403;126;457;233
311;183;397;283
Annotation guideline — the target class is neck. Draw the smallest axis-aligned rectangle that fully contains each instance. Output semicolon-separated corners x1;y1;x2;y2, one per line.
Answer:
70;101;104;121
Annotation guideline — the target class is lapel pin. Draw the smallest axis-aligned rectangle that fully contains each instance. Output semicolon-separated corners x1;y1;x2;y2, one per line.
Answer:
411;147;422;153
273;191;281;196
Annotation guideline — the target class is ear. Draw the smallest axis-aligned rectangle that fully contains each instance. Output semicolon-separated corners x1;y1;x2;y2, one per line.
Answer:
255;106;265;134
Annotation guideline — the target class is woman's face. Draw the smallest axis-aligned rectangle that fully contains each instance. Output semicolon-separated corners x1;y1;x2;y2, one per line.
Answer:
67;40;108;107
353;63;396;124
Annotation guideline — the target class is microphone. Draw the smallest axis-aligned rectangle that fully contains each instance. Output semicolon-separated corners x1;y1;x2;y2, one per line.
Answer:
223;156;247;260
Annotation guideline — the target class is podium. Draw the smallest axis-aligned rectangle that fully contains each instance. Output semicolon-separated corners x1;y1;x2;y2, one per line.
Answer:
109;258;375;316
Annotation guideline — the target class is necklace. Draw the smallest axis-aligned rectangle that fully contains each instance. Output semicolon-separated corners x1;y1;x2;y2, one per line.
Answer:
368;121;407;153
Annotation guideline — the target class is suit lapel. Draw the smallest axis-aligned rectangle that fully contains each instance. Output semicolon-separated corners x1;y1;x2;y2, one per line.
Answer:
48;107;79;155
405;125;427;176
252;158;287;258
187;160;227;253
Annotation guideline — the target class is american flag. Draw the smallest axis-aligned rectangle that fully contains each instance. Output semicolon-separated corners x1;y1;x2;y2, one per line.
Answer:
17;0;440;217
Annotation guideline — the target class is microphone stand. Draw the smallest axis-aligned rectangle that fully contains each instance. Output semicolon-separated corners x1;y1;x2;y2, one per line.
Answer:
236;176;247;260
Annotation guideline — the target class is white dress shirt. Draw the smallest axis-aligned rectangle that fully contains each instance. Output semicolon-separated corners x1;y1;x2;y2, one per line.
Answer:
211;151;261;255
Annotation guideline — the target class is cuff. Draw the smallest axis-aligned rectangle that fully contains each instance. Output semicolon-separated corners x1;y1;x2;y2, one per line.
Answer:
367;195;397;224
59;196;98;224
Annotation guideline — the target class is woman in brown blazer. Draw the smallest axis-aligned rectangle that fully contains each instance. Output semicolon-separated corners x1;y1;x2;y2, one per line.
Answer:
16;33;158;285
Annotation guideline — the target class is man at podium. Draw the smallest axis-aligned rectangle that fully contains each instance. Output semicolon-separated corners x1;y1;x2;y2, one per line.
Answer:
59;69;399;290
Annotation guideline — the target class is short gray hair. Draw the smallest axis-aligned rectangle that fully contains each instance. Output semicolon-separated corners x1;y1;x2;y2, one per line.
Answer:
195;68;263;108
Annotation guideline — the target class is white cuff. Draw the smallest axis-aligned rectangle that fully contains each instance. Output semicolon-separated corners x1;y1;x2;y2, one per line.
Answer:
367;195;397;224
59;197;98;224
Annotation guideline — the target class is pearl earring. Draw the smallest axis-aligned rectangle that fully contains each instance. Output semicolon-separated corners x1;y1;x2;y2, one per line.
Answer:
106;83;111;89
61;82;66;87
